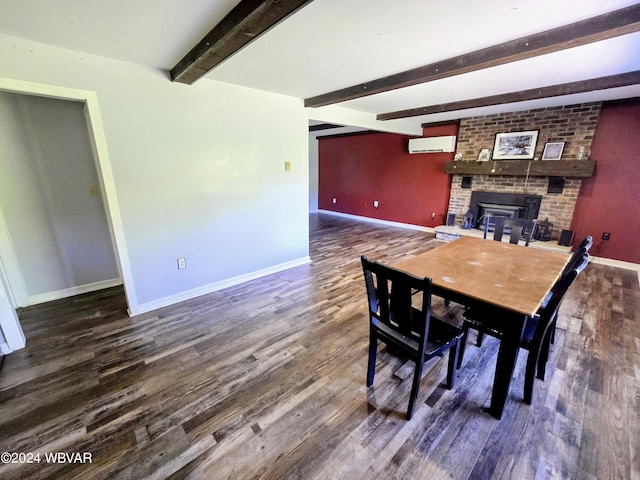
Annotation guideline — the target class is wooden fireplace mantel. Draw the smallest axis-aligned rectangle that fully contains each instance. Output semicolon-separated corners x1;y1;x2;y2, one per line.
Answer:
445;159;595;177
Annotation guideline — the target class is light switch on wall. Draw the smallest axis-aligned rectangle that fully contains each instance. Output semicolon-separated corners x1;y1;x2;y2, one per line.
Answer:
285;161;291;171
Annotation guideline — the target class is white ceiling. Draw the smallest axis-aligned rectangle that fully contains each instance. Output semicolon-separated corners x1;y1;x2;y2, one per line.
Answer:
1;0;639;129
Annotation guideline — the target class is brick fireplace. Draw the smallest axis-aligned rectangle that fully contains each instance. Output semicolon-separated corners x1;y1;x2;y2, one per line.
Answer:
447;102;601;240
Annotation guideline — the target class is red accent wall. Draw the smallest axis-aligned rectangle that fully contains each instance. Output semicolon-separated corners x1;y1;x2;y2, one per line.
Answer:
318;124;457;227
571;101;640;263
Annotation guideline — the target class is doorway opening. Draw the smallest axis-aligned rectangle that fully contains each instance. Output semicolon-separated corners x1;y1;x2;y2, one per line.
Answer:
0;77;135;353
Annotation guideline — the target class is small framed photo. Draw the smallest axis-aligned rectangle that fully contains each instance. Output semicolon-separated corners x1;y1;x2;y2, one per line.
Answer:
492;130;539;160
541;142;565;161
478;148;491;162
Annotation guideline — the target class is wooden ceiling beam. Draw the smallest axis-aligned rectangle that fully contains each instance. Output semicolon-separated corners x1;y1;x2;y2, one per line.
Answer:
171;0;314;85
378;71;640;120
304;4;640;108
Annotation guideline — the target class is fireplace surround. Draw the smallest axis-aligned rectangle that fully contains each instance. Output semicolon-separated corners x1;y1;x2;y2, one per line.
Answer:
446;103;599;240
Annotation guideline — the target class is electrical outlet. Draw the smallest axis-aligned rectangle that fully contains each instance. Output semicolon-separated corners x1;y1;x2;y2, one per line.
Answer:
177;257;186;269
332;198;336;204
373;200;379;208
602;232;610;241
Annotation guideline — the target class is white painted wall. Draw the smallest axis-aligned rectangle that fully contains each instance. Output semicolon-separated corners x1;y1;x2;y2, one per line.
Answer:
0;33;310;315
0;92;120;303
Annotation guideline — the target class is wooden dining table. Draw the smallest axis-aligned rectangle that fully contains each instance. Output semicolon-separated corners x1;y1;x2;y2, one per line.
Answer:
393;236;570;419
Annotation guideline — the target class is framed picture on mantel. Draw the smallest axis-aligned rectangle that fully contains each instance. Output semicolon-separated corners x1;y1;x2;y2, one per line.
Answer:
478;148;491;161
492;130;539;160
541;141;565;160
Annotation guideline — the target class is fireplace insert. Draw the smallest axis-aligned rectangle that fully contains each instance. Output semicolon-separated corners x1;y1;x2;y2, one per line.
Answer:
469;191;542;231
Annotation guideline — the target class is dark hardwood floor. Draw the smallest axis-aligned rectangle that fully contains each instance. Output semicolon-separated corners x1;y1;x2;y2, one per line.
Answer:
0;213;638;479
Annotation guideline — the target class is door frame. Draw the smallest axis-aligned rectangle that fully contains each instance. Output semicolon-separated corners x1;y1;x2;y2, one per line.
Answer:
0;77;137;352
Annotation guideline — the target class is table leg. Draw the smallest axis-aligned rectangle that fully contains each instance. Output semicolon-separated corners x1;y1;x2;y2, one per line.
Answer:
488;313;527;419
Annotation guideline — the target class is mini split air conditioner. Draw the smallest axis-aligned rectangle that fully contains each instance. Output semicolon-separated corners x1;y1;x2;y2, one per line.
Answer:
408;136;457;154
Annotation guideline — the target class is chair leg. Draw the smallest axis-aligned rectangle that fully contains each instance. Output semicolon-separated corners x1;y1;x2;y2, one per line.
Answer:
447;340;459;388
406;355;425;420
523;350;537;405
536;329;553;381
366;334;377;387
549;317;557;344
457;327;469;369
476;331;484;347
525;322;555;404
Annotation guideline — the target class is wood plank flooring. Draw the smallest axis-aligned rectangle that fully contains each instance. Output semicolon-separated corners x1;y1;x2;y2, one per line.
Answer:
0;212;638;479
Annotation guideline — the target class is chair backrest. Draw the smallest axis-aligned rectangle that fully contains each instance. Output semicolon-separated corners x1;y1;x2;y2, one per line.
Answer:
562;236;592;276
576;235;593;252
545;253;589;319
563;245;588;275
361;256;432;344
485;217;537;246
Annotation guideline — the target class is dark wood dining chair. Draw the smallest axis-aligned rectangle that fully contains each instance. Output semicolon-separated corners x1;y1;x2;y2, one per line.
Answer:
546;235;592;343
361;256;463;420
456;253;589;404
473;238;592;348
575;235;593;252
484;216;537;246
561;236;592;276
540;244;592;315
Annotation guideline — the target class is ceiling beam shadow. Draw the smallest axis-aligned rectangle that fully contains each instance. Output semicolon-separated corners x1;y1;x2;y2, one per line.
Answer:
171;0;314;85
377;71;640;120
304;4;640;108
309;123;343;131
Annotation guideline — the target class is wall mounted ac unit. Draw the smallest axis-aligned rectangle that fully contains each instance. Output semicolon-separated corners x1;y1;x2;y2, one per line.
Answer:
408;136;456;154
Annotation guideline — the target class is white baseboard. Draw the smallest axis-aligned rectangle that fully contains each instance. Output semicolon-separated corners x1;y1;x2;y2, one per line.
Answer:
318;209;434;232
590;256;639;271
590;256;640;284
27;278;123;306
131;256;311;316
